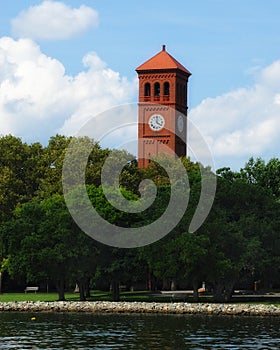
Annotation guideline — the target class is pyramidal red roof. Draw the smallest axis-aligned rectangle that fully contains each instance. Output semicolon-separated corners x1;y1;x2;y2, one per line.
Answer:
136;45;191;75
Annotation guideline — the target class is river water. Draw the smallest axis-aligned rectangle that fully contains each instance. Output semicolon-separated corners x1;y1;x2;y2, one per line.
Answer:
0;312;279;349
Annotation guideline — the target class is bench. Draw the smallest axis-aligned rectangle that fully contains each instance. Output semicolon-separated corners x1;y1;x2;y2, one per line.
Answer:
25;286;39;293
170;293;188;302
158;290;193;302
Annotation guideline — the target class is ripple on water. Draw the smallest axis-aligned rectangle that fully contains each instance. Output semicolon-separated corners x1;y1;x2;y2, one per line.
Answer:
0;313;279;349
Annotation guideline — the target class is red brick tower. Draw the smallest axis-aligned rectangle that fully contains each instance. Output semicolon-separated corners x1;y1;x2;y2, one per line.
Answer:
136;45;191;168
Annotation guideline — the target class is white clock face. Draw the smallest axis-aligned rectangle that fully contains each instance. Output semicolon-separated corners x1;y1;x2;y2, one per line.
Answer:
177;115;184;133
148;114;165;131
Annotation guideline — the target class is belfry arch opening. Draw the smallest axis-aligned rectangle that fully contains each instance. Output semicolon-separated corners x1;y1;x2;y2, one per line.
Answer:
163;82;170;96
154;82;160;97
144;82;151;96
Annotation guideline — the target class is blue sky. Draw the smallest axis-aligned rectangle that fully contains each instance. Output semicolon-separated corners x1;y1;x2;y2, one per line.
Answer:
1;0;280;170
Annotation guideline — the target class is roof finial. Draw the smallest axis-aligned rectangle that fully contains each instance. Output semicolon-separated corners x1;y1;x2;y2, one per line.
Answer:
162;44;166;51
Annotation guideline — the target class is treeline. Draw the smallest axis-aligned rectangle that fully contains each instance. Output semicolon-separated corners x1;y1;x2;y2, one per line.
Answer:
0;134;279;302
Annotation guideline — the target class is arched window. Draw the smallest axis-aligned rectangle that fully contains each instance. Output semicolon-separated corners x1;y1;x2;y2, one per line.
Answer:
164;82;170;95
154;82;160;96
144;82;151;96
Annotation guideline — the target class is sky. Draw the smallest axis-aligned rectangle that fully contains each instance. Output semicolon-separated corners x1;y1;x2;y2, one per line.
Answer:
1;0;280;170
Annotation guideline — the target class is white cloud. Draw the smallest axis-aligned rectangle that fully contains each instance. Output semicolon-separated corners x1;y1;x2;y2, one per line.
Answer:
0;37;137;144
2;33;280;170
60;52;138;136
11;1;98;40
189;60;280;169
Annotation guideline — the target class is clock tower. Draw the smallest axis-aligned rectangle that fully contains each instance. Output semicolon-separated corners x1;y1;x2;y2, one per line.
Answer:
136;45;191;168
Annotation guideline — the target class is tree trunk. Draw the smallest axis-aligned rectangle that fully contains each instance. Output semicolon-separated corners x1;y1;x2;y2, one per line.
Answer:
56;279;65;301
224;280;236;302
162;279;168;291
151;274;157;291
0;272;2;294
213;283;225;302
85;278;91;298
78;281;86;301
192;280;199;302
112;280;120;301
147;270;152;291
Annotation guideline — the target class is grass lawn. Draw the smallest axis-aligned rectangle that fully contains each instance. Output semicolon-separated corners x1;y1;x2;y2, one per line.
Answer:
0;290;171;303
0;291;279;305
0;292;79;303
0;290;153;303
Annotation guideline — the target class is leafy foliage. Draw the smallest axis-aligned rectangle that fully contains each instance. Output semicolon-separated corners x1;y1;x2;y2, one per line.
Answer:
0;134;279;302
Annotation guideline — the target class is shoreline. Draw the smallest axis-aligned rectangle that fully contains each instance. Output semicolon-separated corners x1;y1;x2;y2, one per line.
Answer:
0;301;279;316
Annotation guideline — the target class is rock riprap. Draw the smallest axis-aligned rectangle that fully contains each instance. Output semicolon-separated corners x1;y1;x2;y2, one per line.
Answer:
0;301;279;316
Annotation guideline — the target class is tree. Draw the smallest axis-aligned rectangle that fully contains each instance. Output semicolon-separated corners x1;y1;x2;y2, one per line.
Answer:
84;184;142;301
177;231;210;300
200;176;280;301
37;135;72;198
240;157;280;199
3;194;98;300
217;159;280;292
0;135;32;222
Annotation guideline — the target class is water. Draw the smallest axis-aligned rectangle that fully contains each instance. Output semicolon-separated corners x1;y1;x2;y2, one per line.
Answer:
0;312;279;349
